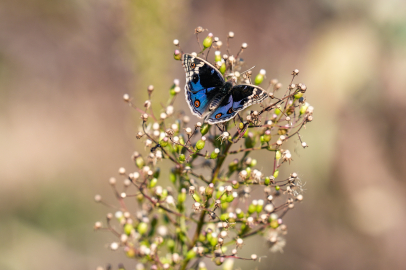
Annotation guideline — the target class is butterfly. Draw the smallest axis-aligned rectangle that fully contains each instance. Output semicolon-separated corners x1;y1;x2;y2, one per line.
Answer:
181;53;268;125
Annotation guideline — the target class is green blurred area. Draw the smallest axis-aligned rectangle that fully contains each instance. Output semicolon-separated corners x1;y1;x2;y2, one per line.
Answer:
1;0;406;269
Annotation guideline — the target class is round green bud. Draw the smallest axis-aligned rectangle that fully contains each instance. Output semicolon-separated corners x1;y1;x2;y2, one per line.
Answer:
237;210;244;219
200;123;210;135
173;49;181;61
219;62;226;74
124;223;134;235
192;194;201;202
232;181;240;189
270;219;279;228
186;249;197;260
178;192;186;203
126;248;135;258
214;257;223;266
215;53;222;62
254;74;264;85
203;33;213;48
159;137;169;147
198;233;206;242
221;202;228;209
210;236;218;246
220;213;229;221
239;122;244;130
149;178;158;188
294;92;303;99
205;184;214;197
246;167;252;176
196;140;205;150
228;160;238;172
264;176;271;186
256;203;263;213
275;150;282;160
210;149;219;159
275;185;280;191
137;193;144;201
251;159;257;167
300;102;309;115
248;204;256;214
137;222;148;235
135;156;145;169
275;108;281;115
273;170;279;178
161;189;168;200
262;134;271;142
179;154;186;163
170;172;176;183
225;194;234;203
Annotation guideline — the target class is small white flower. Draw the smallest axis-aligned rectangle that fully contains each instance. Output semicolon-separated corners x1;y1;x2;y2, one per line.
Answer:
166;105;174;116
192;202;201;212
239;170;248;180
282;150;292;164
217;132;229;144
252;169;262;183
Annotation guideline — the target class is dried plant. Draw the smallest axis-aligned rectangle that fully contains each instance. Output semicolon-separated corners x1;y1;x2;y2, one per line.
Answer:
94;27;314;270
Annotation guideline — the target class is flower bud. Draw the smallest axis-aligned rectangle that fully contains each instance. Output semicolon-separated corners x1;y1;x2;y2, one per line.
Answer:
178;154;186;163
173;49;181;61
178;190;186;203
215;51;222;62
137;222;148;235
294;91;303;99
203;33;213;48
273;170;279;178
200;123;210;135
196;139;205;150
124;223;134;235
185;248;197;260
254;69;266;85
270;219;279;229
205;183;214;197
219;62;226;74
135;156;145;168
159;137;169;147
300;102;309;115
210;148;220;159
256;199;264;213
149;178;158;188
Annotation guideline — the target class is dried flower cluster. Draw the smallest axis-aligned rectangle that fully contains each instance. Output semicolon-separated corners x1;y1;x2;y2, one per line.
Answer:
94;27;314;270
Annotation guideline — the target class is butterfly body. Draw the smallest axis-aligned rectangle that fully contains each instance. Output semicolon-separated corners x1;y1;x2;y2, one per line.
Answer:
181;54;268;125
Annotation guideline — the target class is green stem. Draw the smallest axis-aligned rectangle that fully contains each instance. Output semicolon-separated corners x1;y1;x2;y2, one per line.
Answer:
180;141;233;270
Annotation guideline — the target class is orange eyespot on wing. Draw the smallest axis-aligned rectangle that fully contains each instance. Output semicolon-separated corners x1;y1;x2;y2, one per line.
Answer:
227;108;233;114
253;94;259;99
215;113;222;119
190;62;196;69
194;100;200;108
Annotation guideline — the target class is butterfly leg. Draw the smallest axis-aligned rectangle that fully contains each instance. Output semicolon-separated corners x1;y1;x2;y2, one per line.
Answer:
215;124;226;133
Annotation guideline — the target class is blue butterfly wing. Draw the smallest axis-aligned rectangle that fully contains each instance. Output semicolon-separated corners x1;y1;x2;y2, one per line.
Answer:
182;54;225;117
204;94;237;124
231;84;268;111
204;84;268;124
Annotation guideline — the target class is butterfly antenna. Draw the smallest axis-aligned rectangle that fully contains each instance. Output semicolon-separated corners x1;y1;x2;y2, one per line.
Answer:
240;66;256;76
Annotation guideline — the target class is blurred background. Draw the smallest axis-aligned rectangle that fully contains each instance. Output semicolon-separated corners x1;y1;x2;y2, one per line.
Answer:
1;0;406;269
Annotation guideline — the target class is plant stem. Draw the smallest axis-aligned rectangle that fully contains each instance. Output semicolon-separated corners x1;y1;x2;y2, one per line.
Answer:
180;141;233;270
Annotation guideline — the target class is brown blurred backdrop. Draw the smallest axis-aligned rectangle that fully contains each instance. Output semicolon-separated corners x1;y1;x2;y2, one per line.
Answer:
1;0;406;269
